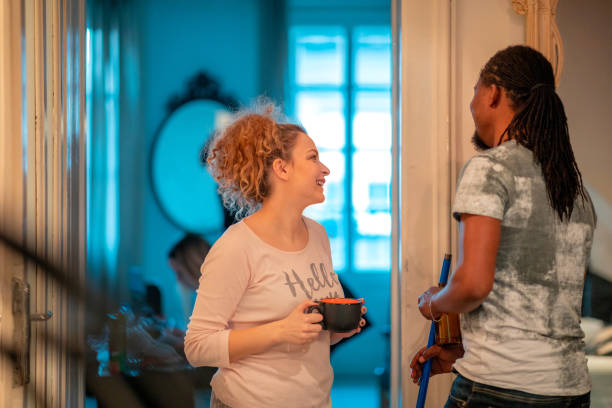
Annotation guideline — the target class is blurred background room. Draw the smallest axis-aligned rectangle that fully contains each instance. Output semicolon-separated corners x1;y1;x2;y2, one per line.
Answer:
85;0;392;406
2;1;612;408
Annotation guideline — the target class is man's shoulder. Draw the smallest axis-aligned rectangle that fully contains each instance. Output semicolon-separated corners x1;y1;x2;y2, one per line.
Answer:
469;141;532;175
477;140;524;161
460;146;511;178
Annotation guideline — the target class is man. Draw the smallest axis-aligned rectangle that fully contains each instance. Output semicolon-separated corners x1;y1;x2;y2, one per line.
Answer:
411;45;596;407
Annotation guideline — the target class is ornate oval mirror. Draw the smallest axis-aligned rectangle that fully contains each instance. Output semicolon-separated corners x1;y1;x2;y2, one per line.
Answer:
150;73;238;240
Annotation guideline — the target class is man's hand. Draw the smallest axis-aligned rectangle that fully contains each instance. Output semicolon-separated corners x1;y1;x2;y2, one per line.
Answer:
409;343;464;384
417;286;442;320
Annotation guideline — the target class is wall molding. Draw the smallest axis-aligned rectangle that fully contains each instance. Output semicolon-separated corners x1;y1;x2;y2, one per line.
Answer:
512;0;564;85
400;1;454;405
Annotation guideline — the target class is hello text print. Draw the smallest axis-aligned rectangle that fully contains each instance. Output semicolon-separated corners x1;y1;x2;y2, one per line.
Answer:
283;263;342;299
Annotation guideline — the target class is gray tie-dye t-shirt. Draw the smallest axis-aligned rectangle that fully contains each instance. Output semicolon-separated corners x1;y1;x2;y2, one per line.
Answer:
451;140;596;396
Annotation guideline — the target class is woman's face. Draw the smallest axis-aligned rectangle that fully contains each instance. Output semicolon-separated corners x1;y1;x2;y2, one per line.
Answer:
286;132;330;206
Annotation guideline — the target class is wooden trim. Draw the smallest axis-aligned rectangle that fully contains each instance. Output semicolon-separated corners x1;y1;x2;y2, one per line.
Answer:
449;0;460;277
512;0;564;85
390;0;402;405
0;0;25;404
400;0;455;406
1;0;86;406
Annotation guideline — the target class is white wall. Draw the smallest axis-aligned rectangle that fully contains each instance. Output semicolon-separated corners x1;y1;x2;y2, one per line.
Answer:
401;0;612;404
557;0;612;203
400;0;523;405
556;0;612;281
135;0;264;328
452;0;523;172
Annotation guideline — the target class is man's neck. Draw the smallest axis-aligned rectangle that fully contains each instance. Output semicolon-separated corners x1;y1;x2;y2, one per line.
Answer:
493;109;516;146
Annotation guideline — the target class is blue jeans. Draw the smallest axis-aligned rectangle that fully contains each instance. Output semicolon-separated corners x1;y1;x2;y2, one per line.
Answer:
445;372;590;408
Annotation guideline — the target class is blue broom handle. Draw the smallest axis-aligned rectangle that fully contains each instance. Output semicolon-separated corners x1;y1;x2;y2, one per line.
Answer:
416;254;452;408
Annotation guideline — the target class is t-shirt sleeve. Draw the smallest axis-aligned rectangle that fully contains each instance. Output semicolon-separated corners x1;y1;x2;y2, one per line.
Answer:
184;231;250;368
452;155;510;222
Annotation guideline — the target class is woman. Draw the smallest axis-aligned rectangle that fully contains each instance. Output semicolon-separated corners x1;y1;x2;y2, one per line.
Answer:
168;233;211;293
156;234;212;355
184;104;366;408
168;233;211;323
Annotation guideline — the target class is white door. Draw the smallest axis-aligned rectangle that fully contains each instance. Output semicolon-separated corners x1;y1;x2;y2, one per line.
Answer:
0;1;87;407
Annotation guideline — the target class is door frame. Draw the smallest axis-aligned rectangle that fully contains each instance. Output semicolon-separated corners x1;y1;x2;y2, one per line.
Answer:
0;1;87;407
0;0;27;403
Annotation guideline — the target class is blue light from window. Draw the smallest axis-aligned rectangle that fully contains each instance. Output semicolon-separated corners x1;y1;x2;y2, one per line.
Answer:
293;26;346;86
291;24;392;273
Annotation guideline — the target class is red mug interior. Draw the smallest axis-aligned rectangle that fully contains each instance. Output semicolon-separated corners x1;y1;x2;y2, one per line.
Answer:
320;298;362;305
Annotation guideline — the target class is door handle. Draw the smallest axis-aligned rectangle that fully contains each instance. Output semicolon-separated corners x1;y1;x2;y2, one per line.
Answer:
12;278;53;386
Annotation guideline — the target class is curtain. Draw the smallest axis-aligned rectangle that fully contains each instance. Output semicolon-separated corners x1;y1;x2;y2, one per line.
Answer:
86;0;142;313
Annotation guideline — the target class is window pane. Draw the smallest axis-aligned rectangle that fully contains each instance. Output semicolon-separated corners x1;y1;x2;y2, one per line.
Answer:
354;236;390;271
305;151;346;271
307;151;345;214
296;91;345;150
352;151;391;272
327;215;347;272
354;26;391;86
353;91;391;150
293;26;346;86
304;211;346;272
352;151;391;215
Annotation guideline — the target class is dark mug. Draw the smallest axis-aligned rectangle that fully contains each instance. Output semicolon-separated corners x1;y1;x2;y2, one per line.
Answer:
306;298;363;333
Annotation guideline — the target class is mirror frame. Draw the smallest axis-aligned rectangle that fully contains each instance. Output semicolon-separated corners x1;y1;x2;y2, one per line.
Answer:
149;71;239;234
512;0;564;85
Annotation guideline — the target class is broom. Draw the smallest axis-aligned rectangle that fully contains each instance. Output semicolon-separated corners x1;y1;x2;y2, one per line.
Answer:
416;253;452;408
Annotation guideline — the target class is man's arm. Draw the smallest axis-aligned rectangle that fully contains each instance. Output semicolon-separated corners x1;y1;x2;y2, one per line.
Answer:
429;214;501;316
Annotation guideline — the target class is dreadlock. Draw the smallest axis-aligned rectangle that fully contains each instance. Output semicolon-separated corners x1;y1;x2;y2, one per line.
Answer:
480;45;586;221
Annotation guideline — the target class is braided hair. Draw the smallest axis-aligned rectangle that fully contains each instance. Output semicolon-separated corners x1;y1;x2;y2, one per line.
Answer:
480;45;585;221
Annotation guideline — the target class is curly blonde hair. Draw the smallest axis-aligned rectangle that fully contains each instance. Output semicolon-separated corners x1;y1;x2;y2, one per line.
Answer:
207;103;305;219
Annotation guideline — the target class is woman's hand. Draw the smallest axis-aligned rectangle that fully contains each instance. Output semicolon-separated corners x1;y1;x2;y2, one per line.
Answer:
228;300;323;363
417;286;442;320
330;302;367;345
409;343;464;384
275;299;324;345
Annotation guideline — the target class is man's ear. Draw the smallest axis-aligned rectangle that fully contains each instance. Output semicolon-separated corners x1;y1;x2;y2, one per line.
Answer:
271;157;290;181
489;84;502;108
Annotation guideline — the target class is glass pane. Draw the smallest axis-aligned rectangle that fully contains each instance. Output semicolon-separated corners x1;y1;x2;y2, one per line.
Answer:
352;151;391;214
354;26;391;86
304;209;346;272
296;91;345;150
354;236;390;271
352;151;391;271
321;151;345;209
293;26;346;86
353;91;391;150
305;151;346;272
328;215;346;272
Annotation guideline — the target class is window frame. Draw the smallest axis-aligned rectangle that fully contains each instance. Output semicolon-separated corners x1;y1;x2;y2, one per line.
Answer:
287;3;391;275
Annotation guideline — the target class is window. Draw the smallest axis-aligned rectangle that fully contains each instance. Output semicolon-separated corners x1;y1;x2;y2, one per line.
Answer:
288;23;391;273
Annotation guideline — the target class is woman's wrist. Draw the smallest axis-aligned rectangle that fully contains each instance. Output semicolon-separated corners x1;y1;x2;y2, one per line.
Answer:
330;332;342;345
269;320;285;345
229;321;285;363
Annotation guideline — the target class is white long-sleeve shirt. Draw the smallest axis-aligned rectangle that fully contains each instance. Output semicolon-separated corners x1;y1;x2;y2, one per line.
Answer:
184;217;343;408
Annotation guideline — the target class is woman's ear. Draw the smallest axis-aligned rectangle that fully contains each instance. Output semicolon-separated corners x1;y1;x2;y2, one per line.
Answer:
271;157;291;181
